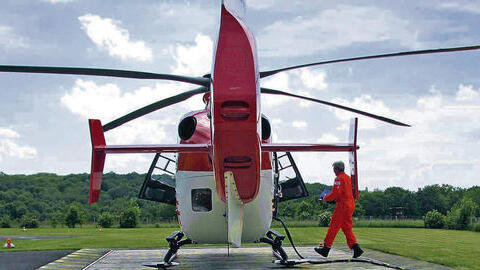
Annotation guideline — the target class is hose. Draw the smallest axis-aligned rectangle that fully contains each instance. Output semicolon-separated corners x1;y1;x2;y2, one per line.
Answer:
273;216;305;259
272;216;407;269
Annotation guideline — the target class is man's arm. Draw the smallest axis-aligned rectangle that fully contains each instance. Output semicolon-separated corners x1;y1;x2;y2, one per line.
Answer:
323;177;342;202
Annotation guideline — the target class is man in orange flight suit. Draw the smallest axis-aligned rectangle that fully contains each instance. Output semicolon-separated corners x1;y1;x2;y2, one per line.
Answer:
314;161;363;258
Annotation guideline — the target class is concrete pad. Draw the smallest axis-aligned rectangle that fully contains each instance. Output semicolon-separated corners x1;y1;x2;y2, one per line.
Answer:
82;246;451;269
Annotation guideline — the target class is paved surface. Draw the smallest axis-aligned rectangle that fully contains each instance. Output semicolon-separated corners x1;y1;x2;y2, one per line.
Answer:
0;250;74;270
39;249;109;269
0;246;450;270
82;246;451;269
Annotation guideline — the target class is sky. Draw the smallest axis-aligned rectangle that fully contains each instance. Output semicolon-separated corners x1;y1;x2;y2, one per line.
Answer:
0;0;479;191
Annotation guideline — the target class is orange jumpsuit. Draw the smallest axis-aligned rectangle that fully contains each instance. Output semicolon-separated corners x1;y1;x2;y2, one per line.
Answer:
323;172;357;248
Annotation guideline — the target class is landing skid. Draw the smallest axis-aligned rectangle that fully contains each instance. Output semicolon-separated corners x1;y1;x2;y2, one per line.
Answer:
273;258;310;266
143;261;179;269
143;230;193;269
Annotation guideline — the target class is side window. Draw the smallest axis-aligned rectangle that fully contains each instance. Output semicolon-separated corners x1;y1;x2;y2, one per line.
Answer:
191;189;212;212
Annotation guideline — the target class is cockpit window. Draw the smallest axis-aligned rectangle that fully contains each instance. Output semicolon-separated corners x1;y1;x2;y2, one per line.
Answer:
191;188;212;212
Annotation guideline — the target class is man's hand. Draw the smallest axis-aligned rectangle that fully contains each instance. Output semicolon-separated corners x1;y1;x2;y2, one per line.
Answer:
319;189;331;202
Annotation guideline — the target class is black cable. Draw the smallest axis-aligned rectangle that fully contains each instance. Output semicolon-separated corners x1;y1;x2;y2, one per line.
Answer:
307;258;407;269
272;216;305;259
272;216;407;269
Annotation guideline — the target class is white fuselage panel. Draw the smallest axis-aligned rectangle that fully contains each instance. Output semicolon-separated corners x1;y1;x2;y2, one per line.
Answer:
176;170;273;244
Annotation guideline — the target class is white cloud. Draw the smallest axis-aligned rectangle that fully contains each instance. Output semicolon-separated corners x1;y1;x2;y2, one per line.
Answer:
60;78;204;125
261;68;328;107
299;84;480;189
261;72;291;107
331;94;393;130
246;0;275;10
357;87;480;189
170;34;213;76
296;69;327;90
0;128;19;139
79;14;153;61
455;84;479;101
271;118;283;124
61;34;213;127
60;79;187;171
0;26;28;49
257;5;420;56
316;134;340;143
439;2;480;14
292;121;307;128
59;33;216;171
44;0;75;3
154;2;217;42
0;128;37;160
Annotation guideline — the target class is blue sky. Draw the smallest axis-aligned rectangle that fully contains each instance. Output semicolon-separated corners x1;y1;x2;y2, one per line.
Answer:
0;0;479;190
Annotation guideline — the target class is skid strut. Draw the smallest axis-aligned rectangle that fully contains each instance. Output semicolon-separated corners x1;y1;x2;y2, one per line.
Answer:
143;231;193;269
259;229;289;263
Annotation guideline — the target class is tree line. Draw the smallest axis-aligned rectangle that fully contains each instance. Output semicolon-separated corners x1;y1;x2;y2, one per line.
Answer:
0;173;175;228
0;173;478;229
282;183;480;220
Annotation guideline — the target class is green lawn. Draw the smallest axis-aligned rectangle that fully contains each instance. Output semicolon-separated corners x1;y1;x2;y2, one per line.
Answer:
1;226;479;269
281;227;480;270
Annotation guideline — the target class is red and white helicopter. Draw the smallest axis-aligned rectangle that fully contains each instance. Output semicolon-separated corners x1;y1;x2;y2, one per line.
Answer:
1;0;479;267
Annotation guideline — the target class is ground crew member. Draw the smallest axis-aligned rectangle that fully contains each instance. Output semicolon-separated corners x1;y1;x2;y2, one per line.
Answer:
315;161;363;258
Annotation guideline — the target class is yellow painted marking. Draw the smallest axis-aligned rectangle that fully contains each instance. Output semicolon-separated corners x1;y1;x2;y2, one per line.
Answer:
48;262;83;266
40;249;106;269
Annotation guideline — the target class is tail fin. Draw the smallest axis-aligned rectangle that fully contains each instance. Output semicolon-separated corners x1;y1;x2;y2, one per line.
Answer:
223;0;246;20
348;118;359;200
88;119;106;204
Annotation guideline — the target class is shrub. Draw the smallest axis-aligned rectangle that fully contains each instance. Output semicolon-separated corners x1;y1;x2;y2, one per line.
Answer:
119;207;140;228
98;212;115;228
318;211;332;227
445;210;458;229
65;205;82;228
0;217;12;228
20;213;39;228
445;199;478;230
49;212;64;228
473;223;480;232
424;210;445;229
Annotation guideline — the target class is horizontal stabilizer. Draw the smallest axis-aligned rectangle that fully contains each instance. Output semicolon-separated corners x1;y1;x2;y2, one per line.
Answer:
263;118;360;200
87;119;210;204
262;143;357;152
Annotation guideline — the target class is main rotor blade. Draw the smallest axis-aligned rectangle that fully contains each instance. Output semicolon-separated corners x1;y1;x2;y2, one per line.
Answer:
103;87;209;132
260;45;480;78
261;87;410;127
0;65;210;86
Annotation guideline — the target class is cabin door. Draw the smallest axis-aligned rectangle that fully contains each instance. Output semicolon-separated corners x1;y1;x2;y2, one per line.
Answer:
138;153;176;205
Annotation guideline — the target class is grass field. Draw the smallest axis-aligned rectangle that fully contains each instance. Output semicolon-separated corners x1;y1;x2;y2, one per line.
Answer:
271;218;425;228
1;226;479;269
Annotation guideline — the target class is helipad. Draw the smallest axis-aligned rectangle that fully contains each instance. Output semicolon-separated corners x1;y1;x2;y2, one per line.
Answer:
39;246;451;269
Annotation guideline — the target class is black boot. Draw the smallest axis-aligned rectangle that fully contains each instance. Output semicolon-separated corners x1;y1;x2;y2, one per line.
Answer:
314;245;330;257
352;243;363;258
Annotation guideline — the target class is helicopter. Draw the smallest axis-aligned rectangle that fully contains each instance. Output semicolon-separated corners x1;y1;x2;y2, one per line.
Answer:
1;0;479;268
